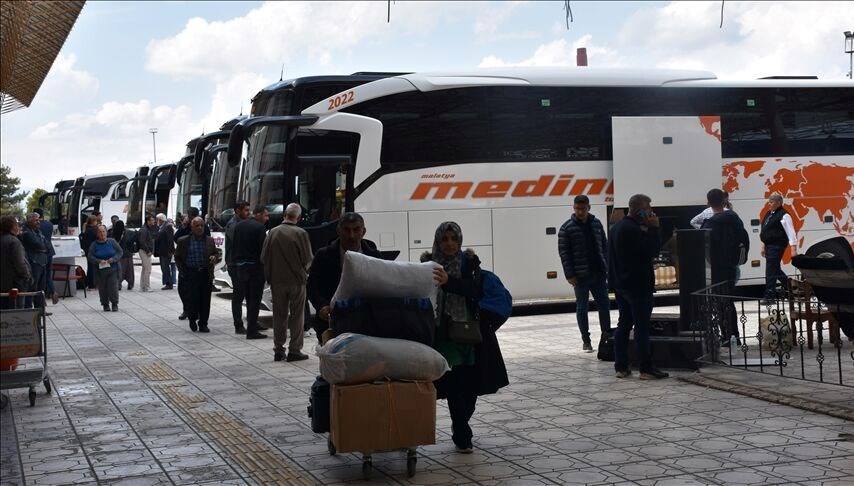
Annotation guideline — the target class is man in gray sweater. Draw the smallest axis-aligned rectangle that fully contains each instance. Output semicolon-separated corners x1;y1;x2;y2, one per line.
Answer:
261;203;313;362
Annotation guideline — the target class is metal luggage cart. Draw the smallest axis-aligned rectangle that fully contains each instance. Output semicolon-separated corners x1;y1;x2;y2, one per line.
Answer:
0;291;52;409
327;437;418;479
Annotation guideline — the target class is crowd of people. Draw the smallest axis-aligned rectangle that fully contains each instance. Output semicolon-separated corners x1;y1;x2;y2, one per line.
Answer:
0;188;799;454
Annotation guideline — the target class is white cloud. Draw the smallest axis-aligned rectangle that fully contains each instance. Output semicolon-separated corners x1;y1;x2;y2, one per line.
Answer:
29;122;59;141
145;1;478;79
196;71;272;135
33;53;100;107
478;36;616;67
473;1;539;43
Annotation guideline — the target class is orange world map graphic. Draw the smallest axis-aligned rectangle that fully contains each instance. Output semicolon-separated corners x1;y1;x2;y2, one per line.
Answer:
723;160;854;264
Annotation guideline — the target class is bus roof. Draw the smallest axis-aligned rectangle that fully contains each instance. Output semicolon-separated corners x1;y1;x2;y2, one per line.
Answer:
253;74;407;101
303;67;849;116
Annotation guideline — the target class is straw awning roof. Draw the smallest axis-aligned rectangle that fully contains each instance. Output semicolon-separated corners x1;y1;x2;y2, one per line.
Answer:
1;0;85;114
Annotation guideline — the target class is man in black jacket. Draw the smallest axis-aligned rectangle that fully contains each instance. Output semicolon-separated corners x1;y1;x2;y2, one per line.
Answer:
307;212;382;341
155;213;175;290
225;200;250;333
138;214;157;292
609;194;668;380
20;213;49;308
558;195;611;352
702;188;747;346
232;205;269;339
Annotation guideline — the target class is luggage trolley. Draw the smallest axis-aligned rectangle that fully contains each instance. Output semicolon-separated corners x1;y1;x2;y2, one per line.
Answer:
327;436;418;480
0;291;52;409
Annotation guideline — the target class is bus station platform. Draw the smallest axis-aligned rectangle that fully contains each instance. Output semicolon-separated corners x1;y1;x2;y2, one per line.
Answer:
2;271;853;485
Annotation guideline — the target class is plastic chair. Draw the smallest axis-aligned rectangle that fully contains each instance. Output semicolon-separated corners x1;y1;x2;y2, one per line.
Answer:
788;277;839;349
51;263;86;298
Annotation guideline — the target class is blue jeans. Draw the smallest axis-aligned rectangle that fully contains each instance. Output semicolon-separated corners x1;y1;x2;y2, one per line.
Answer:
575;273;612;342
764;244;788;296
614;289;654;373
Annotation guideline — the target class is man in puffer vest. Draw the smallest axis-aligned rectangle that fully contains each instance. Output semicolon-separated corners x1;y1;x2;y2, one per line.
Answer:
760;193;798;299
558;195;611;353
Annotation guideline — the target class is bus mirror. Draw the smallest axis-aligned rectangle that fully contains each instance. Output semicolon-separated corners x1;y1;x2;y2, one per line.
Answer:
227;123;245;167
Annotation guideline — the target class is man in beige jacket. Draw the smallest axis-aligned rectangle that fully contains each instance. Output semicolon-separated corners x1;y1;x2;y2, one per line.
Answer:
261;203;313;362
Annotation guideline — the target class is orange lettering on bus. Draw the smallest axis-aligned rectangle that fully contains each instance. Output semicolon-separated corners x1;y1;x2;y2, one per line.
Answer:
569;178;608;195
511;175;553;197
410;181;474;200
472;181;512;198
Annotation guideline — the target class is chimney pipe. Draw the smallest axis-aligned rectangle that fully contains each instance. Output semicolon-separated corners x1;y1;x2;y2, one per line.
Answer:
576;47;588;67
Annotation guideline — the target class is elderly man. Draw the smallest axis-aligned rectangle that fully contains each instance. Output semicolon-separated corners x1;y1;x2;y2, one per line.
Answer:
760;193;797;299
20;213;50;308
155;213;175;290
175;217;218;333
308;212;383;341
138;214;157;292
261;203;313;362
0;215;32;309
34;208;59;304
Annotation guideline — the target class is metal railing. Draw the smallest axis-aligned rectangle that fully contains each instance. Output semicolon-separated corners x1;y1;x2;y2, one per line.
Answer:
691;278;853;387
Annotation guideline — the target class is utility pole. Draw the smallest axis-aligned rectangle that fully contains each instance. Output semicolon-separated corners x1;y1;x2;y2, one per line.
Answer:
149;128;158;163
845;31;854;79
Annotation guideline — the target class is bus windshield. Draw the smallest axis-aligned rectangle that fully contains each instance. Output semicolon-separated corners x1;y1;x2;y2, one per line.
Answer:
209;151;240;228
239;125;288;226
176;163;204;218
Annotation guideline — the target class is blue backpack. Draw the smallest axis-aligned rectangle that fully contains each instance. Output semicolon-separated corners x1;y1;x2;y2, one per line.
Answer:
479;270;512;326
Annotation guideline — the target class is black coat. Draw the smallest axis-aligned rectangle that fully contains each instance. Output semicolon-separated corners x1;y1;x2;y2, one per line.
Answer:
307;239;383;312
608;216;660;292
154;223;175;257
427;251;509;398
558;214;608;280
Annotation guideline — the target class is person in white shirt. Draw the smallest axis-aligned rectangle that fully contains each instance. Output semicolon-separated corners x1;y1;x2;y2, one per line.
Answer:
759;193;797;298
690;191;731;229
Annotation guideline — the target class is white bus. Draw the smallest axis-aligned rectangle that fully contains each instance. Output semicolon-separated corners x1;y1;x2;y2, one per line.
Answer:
58;172;134;235
230;67;853;302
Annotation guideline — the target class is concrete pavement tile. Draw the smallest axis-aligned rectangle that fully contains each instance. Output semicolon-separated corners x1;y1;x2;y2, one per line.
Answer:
25;457;89;474
167;464;243;484
760;462;847;482
93;462;161;480
543;467;628;485
600;460;684;482
516;455;586;474
26;469;96;485
450;462;534;482
808;456;854;476
697;467;791;485
99;473;173;485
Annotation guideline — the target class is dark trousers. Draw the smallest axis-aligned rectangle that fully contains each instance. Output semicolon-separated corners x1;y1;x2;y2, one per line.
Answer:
45;254;55;297
237;264;264;333
185;268;212;326
435;365;478;449
712;266;740;341
614;289;654;373
120;255;134;289
85;259;96;289
764;244;788;296
177;271;189;314
574;273;612;342
95;266;119;306
160;255;173;286
25;262;46;308
227;266;244;326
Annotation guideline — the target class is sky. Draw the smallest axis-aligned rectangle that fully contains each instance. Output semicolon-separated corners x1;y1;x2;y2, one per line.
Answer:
2;1;853;193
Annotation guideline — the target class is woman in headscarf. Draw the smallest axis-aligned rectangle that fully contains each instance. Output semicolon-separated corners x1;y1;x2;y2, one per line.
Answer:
423;221;508;453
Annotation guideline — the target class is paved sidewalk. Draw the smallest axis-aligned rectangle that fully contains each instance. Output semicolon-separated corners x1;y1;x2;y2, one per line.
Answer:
2;278;853;485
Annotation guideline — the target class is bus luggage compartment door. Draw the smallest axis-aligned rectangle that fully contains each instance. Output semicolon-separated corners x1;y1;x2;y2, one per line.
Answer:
407;209;493;268
612;116;721;208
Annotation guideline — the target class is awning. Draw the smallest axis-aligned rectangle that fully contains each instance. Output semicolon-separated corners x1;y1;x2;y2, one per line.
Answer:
1;0;85;114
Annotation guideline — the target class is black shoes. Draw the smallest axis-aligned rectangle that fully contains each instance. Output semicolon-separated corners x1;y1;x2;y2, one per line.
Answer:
178;312;187;320
234;324;246;335
257;323;270;331
582;341;594;353
161;285;173;290
198;324;210;333
274;351;286;362
189;320;198;332
246;332;268;340
102;304;110;312
111;303;118;312
286;352;309;362
639;369;670;380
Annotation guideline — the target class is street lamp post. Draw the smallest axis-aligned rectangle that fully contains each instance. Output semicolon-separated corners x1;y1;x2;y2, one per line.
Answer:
845;31;854;79
149;128;158;163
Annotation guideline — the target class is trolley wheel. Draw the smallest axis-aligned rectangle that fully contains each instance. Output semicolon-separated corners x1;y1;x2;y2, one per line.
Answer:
0;394;8;410
43;377;52;395
28;387;36;407
362;457;372;480
327;438;336;456
406;456;417;478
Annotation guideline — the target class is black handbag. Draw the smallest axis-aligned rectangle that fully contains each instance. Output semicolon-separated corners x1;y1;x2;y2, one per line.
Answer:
443;293;482;345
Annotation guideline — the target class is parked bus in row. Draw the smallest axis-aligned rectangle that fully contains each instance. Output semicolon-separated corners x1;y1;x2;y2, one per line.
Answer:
43;172;133;236
227;67;853;302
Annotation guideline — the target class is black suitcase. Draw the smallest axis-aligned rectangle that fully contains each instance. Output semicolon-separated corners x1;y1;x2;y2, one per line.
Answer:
307;376;330;433
597;328;616;362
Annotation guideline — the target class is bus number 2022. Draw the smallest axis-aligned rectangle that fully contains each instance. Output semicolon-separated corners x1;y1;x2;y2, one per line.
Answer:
328;91;355;110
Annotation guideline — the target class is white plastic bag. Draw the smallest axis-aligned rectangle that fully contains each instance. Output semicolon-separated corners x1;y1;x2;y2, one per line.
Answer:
332;251;440;303
317;333;449;385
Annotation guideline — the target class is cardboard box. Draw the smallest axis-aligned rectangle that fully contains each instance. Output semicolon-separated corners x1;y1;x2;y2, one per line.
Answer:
331;381;436;454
